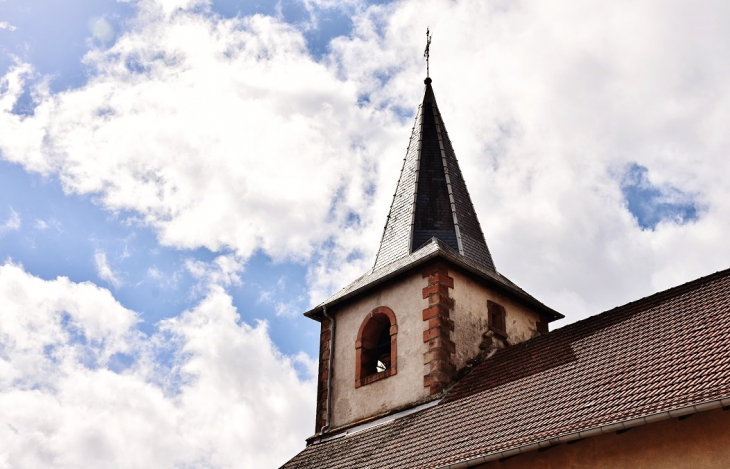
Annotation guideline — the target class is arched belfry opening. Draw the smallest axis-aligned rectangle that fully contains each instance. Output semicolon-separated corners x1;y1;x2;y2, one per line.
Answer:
355;306;397;387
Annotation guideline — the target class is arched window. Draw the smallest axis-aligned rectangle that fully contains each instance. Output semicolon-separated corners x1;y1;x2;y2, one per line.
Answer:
355;306;397;388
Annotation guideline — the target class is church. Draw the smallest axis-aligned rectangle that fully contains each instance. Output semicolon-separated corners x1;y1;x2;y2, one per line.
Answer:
281;73;730;468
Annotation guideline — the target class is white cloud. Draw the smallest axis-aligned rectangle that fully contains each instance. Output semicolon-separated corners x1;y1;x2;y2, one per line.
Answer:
33;218;63;235
282;0;365;32
325;0;730;323
2;0;730;327
0;1;396;283
186;254;243;289
0;262;315;468
254;275;308;317
0;206;21;235
94;249;122;289
275;299;304;317
0;0;729;464
0;21;17;31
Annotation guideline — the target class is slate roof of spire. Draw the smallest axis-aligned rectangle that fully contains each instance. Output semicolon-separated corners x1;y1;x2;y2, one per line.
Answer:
283;267;730;469
373;78;495;272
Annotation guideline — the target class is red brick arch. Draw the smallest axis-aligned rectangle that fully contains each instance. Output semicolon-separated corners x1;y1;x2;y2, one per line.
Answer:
355;306;398;388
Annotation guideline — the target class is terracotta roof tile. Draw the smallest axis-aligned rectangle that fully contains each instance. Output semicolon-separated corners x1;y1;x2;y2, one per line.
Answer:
283;267;730;468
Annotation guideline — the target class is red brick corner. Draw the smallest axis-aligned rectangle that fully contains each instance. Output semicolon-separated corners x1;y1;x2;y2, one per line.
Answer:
422;262;456;394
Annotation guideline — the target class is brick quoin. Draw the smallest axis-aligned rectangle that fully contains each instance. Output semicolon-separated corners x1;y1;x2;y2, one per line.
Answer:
422;262;456;395
422;304;449;321
314;317;332;433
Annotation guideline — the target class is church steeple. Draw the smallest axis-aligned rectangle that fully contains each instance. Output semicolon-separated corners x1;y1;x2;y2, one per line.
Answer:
373;78;496;272
304;69;562;441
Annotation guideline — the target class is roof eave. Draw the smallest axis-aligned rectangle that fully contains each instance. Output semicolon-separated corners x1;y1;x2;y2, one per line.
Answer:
303;248;445;321
435;396;730;469
304;251;563;322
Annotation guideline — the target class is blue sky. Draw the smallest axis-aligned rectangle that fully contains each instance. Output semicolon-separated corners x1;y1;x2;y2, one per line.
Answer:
0;0;366;361
1;0;729;467
0;157;316;354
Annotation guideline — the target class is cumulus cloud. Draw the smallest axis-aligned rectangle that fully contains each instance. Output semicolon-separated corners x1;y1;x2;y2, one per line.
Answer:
2;0;730;326
327;0;730;321
0;262;315;468
0;206;21;235
0;21;17;31
94;249;123;289
33;218;63;235
283;0;366;32
186;254;243;290
0;3;396;272
1;0;730;464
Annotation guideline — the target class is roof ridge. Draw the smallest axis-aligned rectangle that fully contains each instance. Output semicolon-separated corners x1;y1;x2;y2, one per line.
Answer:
432;102;465;256
435;111;492;264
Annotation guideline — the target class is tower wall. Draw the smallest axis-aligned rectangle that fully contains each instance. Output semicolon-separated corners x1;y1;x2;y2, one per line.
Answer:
322;260;550;432
450;269;544;371
329;272;431;429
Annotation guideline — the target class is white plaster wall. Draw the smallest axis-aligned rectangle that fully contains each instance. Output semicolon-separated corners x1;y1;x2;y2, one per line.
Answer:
330;272;431;429
450;269;543;371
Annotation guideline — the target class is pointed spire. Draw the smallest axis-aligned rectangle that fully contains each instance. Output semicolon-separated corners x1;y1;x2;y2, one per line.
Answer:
373;79;496;272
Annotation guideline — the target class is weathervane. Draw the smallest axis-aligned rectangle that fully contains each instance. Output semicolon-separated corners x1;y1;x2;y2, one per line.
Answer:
424;27;432;78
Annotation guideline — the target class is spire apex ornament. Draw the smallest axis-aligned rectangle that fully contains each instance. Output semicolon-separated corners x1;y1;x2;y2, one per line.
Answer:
424;28;432;79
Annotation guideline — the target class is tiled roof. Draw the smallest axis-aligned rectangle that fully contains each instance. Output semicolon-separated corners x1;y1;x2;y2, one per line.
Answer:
373;79;495;272
283;267;730;469
304;238;561;321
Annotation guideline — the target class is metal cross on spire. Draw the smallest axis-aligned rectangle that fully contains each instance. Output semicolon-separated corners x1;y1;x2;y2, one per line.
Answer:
424;27;432;78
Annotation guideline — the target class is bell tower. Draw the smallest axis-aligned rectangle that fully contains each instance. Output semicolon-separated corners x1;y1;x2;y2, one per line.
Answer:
304;76;563;442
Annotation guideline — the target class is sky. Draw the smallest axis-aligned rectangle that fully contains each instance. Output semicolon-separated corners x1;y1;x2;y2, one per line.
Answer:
0;0;729;467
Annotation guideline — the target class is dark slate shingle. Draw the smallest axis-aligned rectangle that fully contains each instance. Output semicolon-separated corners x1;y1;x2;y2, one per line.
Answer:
373;79;495;273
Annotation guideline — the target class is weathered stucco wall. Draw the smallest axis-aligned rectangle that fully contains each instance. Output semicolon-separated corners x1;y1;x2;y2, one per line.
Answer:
476;408;730;469
328;264;547;429
449;269;542;370
330;272;430;429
